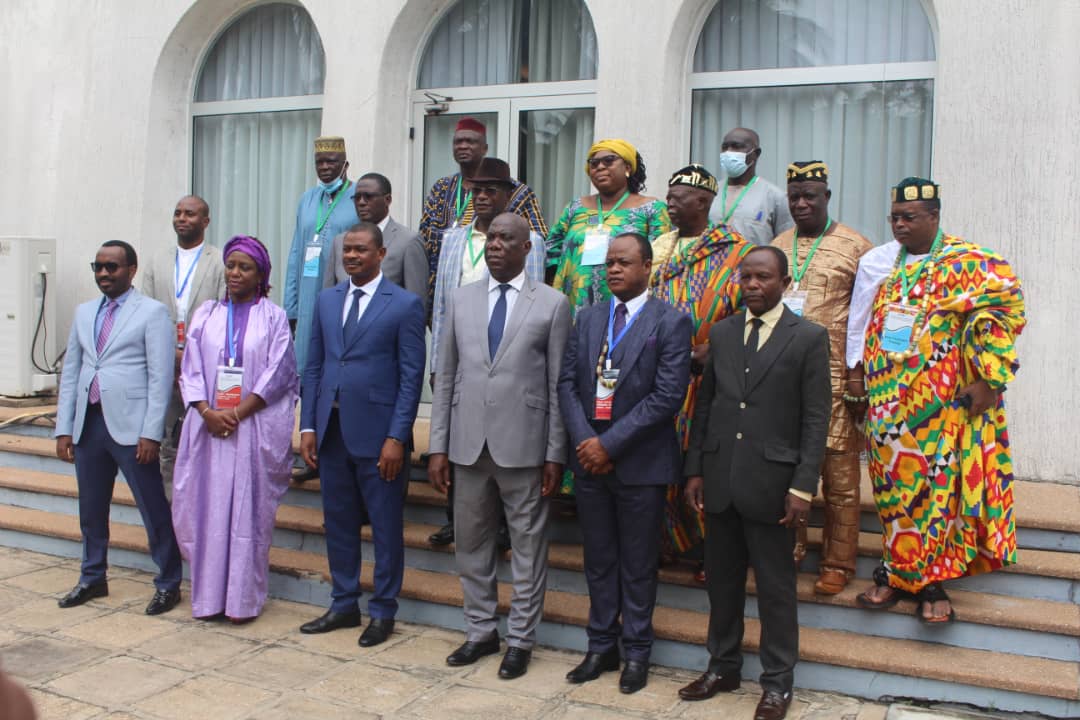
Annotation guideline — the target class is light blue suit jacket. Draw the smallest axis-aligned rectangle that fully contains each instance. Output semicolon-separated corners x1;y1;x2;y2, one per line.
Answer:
55;289;175;445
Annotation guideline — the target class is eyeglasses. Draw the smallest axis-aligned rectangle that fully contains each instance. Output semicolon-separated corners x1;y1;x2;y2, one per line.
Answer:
588;155;620;170
473;185;505;196
90;262;127;273
354;192;386;202
887;212;931;224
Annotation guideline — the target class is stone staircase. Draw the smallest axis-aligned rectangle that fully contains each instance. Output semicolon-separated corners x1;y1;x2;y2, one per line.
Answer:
0;408;1077;717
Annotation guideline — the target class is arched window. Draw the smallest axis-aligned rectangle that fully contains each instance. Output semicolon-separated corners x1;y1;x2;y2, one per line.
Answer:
192;3;325;298
411;0;598;226
690;0;936;241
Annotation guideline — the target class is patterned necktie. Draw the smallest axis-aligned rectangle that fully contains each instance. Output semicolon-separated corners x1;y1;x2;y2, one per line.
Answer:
343;288;364;346
745;317;764;366
88;300;118;404
612;302;628;339
488;284;511;361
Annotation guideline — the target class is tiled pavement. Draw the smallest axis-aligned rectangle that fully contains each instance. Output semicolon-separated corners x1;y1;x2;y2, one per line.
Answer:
0;547;996;720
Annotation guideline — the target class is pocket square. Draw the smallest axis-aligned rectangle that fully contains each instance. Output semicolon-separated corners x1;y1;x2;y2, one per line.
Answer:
645;336;657;347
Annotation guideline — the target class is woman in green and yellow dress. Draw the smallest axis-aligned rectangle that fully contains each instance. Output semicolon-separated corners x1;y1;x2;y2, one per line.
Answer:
548;139;670;496
547;139;670;320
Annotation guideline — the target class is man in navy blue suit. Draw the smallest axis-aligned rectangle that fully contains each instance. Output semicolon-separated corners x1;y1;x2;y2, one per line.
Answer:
298;221;426;648
557;232;692;694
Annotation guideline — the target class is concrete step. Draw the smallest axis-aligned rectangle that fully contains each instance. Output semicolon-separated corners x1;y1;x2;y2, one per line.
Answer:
2;466;1078;664
0;503;1076;717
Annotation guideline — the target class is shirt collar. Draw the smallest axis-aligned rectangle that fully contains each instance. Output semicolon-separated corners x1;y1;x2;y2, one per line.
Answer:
349;272;383;296
747;300;785;330
377;215;391;233
101;287;134;307
489;270;526;294
612;288;649;319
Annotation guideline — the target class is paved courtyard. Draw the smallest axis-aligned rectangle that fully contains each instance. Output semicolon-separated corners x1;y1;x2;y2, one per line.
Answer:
0;547;1002;719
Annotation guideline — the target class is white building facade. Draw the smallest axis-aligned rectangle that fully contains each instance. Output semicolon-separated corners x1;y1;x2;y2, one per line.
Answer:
0;0;1075;482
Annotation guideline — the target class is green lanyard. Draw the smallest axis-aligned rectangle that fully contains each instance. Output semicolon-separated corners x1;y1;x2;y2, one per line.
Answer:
597;190;631;225
897;229;944;300
454;178;473;222
791;218;832;288
315;180;351;236
466;226;485;267
720;176;758;223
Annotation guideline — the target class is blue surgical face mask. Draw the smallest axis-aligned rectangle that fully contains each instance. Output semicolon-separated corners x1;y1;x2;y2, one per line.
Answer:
319;176;344;195
719;151;751;178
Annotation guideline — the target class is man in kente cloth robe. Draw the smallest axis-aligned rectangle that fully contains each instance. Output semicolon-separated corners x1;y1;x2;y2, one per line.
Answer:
851;177;1025;624
651;164;751;581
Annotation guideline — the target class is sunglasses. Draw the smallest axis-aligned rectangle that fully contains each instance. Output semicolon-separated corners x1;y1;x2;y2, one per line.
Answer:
887;212;932;224
354;192;386;202
90;262;127;273
588;155;621;170
473;185;506;196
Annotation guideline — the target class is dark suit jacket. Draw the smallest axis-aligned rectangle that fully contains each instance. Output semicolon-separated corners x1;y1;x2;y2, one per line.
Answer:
301;277;426;458
558;297;693;486
684;305;831;523
325;218;429;315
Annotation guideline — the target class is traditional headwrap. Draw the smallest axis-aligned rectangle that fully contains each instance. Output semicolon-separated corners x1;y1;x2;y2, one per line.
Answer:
892;176;941;202
787;161;829;183
668;163;719;194
314;136;346;154
585;139;638;175
223;235;272;298
455;117;487;136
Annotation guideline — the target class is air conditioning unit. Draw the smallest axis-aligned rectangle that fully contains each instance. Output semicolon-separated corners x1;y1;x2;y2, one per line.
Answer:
0;237;58;397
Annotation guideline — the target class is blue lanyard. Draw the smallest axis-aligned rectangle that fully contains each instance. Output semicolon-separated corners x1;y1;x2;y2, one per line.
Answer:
606;298;639;356
175;246;204;299
226;300;237;367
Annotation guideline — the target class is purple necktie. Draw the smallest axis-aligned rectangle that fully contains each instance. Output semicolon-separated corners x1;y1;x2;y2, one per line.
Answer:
88;300;118;404
612;302;628;339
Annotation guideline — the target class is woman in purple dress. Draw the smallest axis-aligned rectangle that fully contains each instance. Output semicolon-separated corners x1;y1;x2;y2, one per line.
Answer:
172;236;298;623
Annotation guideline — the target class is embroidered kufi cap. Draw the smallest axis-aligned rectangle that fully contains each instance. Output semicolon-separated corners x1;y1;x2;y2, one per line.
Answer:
314;136;346;154
787;161;829;183
891;176;940;202
668;164;719;194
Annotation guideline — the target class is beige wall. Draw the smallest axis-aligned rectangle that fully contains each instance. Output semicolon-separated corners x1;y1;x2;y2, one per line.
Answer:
0;0;1074;481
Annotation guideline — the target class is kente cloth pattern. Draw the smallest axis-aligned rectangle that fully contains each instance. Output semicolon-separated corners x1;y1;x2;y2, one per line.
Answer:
772;223;873;452
650;224;751;553
863;234;1025;594
419;173;548;314
549;198;671;322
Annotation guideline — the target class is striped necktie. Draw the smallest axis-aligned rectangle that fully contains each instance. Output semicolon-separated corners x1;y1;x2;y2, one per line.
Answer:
88;300;118;404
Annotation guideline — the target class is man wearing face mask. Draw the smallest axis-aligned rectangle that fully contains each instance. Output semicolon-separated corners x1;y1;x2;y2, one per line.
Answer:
284;136;361;374
708;128;793;247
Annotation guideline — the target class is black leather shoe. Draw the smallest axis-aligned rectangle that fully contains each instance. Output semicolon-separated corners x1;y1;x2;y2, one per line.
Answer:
619;660;649;694
358;618;394;647
754;690;793;720
446;635;500;666
496;525;512;553
678;670;741;700
428;523;455;547
497;647;531;679
145;588;181;616
566;649;620;683
300;609;363;634
58;582;108;608
291;466;319;483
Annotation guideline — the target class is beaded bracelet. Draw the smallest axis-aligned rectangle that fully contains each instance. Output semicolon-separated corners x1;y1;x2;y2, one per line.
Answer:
842;393;868;403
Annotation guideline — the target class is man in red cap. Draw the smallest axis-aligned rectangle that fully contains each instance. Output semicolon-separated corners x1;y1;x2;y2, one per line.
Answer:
419;117;548;319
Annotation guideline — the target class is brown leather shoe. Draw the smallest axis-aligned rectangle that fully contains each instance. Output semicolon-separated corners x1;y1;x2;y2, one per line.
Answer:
813;568;848;595
677;670;740;700
754;690;792;720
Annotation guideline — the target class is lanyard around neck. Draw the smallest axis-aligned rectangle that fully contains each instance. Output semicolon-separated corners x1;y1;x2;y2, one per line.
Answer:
597;190;631;225
316;179;351;236
720;176;758;223
226;300;238;367
175;245;204;299
790;218;831;288
607;297;639;357
897;228;944;300
454;178;473;221
466;225;485;266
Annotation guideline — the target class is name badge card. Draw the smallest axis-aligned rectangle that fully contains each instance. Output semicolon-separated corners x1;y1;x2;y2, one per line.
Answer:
783;290;808;317
303;241;322;278
176;321;186;345
881;303;920;354
580;230;611;267
593;370;618;421
215;365;244;409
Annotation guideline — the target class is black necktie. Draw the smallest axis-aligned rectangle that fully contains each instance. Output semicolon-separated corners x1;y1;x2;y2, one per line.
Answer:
344;288;364;346
745;317;763;366
488;284;510;360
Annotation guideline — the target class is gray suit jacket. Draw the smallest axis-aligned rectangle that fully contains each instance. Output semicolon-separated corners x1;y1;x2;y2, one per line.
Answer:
429;275;571;469
325;217;429;314
684;305;831;523
141;242;226;328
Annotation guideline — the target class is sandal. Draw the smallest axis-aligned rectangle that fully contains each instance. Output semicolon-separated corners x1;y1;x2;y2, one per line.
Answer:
915;583;955;625
855;565;904;610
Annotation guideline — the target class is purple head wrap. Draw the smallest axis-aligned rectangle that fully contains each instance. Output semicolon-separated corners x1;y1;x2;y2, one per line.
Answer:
223;235;272;299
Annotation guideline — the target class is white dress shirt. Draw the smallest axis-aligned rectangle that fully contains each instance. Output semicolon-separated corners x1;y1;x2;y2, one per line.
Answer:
174;243;203;323
610;289;648;329
845;241;929;368
341;272;383;326
487;270;526;335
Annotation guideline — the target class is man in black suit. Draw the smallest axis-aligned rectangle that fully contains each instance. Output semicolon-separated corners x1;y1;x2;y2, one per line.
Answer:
558;233;692;694
679;246;830;720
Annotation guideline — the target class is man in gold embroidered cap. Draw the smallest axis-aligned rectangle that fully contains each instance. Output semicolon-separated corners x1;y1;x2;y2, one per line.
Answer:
770;161;872;594
848;177;1025;624
651;164;752;579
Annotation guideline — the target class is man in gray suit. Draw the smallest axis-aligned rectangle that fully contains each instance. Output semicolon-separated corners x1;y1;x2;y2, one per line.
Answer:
141;195;226;482
325;172;429;313
428;213;571;680
679;246;830;720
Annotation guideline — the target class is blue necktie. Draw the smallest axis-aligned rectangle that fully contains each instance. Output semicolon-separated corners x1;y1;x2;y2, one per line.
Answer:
344;288;364;346
488;284;510;361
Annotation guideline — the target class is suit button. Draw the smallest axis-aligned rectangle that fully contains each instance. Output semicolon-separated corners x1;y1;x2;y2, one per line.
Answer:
744;367;750;373
736;432;743;440
340;361;345;367
739;402;746;409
